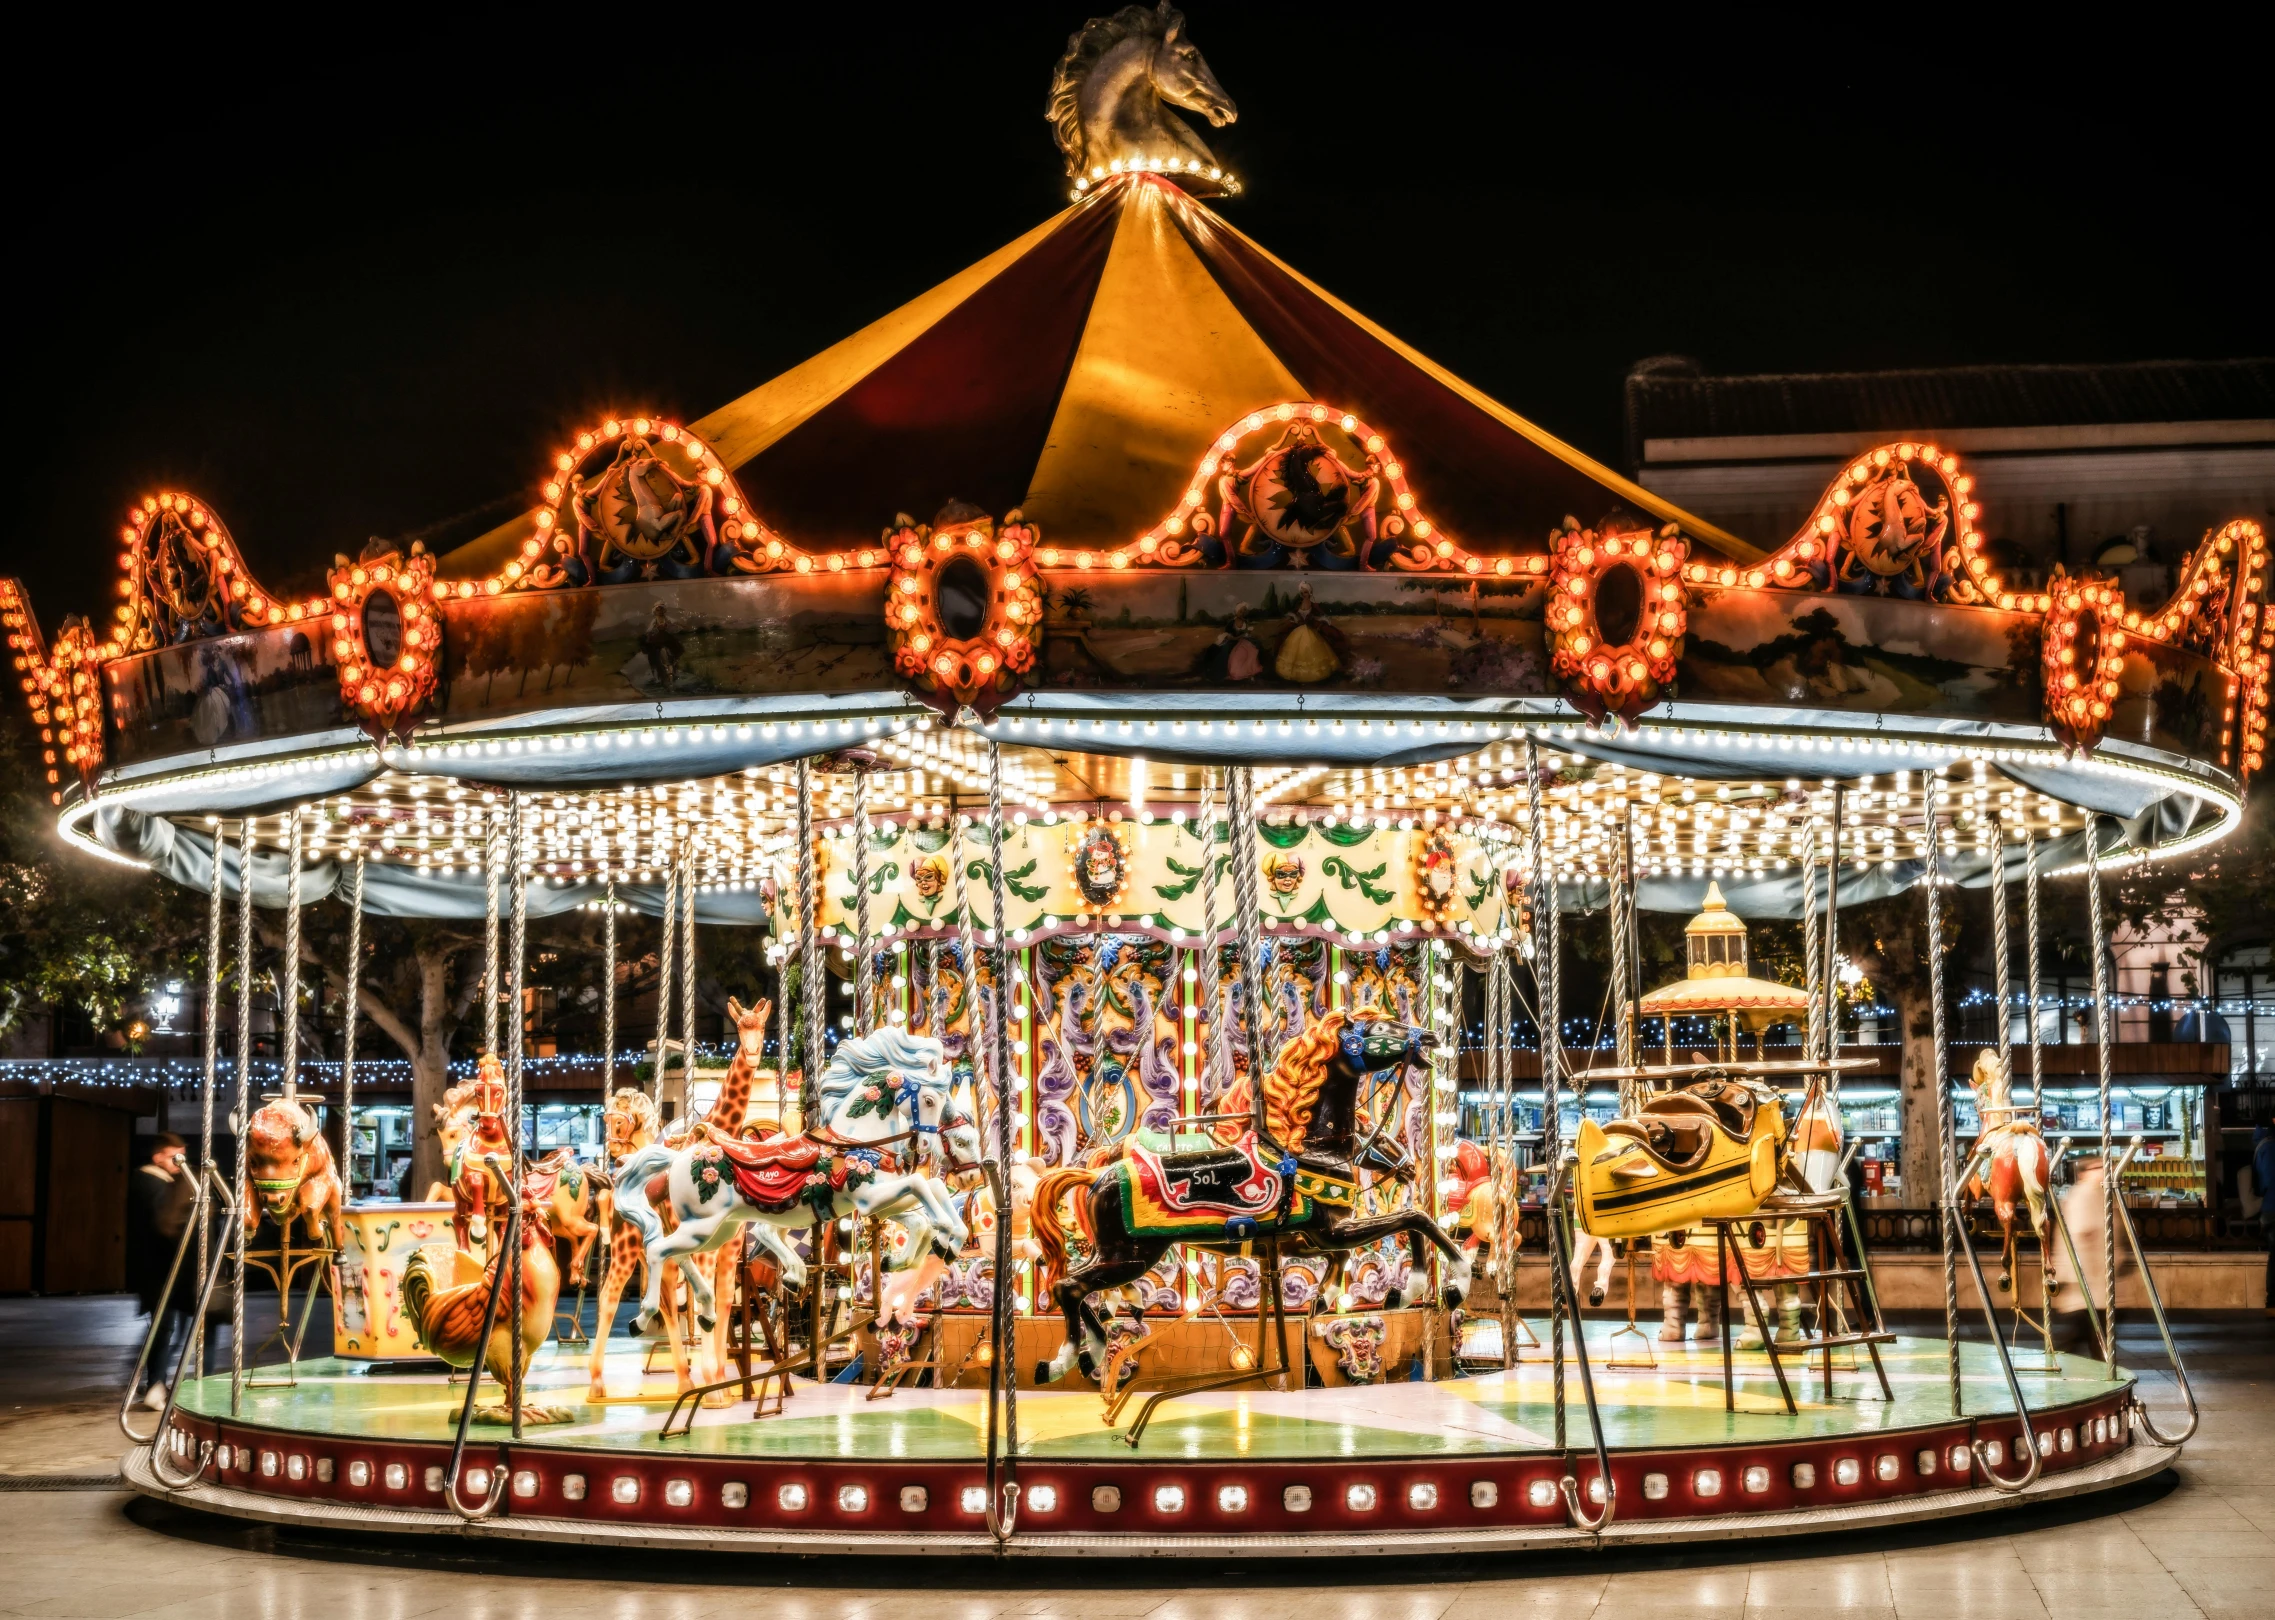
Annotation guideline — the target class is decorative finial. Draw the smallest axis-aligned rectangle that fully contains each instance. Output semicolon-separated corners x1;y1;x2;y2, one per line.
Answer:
1048;4;1239;197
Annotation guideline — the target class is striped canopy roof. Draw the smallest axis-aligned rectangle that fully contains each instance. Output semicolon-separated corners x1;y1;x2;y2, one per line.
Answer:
447;174;1746;575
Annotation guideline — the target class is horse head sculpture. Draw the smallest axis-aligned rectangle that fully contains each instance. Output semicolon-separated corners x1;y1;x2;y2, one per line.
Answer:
1048;3;1237;181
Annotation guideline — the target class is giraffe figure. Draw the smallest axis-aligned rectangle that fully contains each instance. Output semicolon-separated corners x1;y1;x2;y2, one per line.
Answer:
686;997;775;1392
586;1087;663;1397
646;1001;778;1392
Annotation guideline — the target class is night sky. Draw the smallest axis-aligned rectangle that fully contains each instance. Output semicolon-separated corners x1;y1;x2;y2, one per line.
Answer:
12;6;2268;627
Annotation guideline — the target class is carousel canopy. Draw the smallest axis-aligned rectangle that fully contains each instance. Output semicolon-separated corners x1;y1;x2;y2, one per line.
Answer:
2;8;2265;933
443;174;1754;580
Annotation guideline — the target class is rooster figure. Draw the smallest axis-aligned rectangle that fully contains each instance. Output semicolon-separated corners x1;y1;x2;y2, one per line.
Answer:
402;1191;573;1425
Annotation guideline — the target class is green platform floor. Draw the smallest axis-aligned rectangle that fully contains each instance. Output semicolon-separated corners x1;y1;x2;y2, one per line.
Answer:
174;1325;2127;1462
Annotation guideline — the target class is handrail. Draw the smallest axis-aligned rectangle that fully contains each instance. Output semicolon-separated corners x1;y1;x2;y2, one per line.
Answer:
1543;1152;1616;1535
1944;1143;2043;1494
2040;1138;2110;1360
138;1166;243;1488
443;1156;516;1521
122;1164;238;1447
2103;1138;2200;1445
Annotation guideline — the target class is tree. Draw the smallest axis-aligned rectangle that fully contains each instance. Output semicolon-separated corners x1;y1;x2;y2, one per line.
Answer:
0;707;206;1046
1841;887;1959;1202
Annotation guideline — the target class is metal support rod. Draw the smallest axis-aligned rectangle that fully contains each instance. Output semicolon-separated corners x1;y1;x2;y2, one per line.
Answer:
851;769;874;1034
483;812;502;1055
982;740;1019;1542
341;849;365;1198
2101;1141;2201;1443
230;819;254;1415
679;830;698;1084
1228;768;1271;1144
652;834;677;1105
1943;1141;2047;1492
191;821;226;1379
1544;1152;1615;1533
1925;806;1961;1416
2085;826;2118;1379
1523;735;1565;1444
949;799;986;1129
1989;825;2013;1087
1194;771;1232;1107
797;761;823;1123
1801;825;1820;1063
506;792;528;1439
1823;785;1843;1061
278;809;302;1101
601;878;617;1103
2023;828;2046;1107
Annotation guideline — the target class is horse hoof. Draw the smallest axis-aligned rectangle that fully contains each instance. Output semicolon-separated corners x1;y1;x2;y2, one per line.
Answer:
696;1312;717;1334
1034;1361;1054;1385
1587;1287;1606;1308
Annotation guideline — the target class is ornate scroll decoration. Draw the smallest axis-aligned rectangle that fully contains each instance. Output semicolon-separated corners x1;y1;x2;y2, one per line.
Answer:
328;543;441;743
1213;421;1382;568
1037;402;1559;579
1697;442;2039;610
884;504;1042;718
1546;520;1687;723
1;583;95;804
111;494;249;649
2042;570;2127;757
507;416;781;591
1050;4;1239;196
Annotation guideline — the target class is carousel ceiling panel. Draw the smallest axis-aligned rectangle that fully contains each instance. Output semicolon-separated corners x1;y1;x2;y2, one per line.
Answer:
118;719;2217;926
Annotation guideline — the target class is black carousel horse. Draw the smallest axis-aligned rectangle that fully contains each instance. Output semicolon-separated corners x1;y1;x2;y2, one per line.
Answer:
1032;1008;1471;1384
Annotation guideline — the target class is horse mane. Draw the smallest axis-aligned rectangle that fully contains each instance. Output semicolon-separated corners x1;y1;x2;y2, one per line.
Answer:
815;1028;944;1110
1046;4;1171;176
606;1087;658;1133
1258;1009;1358;1151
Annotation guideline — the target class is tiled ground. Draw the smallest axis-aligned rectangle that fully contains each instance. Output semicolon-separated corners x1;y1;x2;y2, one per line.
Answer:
2;1296;2267;1618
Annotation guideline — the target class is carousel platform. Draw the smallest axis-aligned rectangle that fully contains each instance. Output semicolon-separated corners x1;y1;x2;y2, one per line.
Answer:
126;1327;2167;1557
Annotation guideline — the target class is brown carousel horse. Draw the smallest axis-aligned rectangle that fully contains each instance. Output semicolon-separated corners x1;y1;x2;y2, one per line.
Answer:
432;1056;600;1270
1033;1008;1470;1384
242;1094;346;1248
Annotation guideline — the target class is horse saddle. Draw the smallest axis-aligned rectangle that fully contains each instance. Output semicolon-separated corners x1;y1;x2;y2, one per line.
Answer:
520;1149;578;1205
703;1130;826;1209
1122;1134;1293;1235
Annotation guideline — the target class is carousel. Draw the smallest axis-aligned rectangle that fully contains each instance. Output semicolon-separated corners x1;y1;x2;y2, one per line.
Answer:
10;4;2241;1557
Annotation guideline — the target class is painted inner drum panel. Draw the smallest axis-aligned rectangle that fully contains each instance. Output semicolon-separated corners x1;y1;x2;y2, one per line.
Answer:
97;573;2234;771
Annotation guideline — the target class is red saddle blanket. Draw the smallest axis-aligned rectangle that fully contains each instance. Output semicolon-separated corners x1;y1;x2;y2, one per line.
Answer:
701;1132;826;1210
1122;1135;1291;1236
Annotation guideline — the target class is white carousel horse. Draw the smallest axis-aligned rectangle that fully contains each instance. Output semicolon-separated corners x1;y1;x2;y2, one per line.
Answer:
1961;1047;2052;1292
613;1029;983;1368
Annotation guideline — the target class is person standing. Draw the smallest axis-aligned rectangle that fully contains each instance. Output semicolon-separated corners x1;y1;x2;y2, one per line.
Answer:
127;1133;197;1409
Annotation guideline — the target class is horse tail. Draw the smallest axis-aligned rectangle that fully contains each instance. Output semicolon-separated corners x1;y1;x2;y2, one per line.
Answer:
1029;1167;1093;1295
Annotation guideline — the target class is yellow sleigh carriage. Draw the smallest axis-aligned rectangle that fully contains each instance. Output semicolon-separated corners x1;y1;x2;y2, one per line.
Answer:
1576;885;1817;1239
